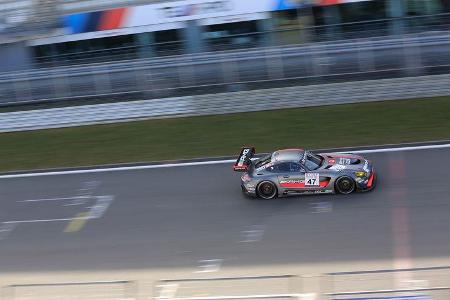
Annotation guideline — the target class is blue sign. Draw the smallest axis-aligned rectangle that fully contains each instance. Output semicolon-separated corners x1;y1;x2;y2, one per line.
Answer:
275;0;314;10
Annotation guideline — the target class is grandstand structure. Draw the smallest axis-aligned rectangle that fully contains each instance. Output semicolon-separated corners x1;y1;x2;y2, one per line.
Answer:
0;0;449;72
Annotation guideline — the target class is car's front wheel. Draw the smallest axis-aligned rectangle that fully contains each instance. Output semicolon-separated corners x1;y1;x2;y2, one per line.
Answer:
257;181;278;200
335;176;356;194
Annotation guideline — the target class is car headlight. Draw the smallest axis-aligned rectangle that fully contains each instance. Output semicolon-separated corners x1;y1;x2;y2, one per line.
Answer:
355;171;368;177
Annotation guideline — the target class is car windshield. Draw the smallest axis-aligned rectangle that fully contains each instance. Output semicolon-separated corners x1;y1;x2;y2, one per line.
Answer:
303;151;324;170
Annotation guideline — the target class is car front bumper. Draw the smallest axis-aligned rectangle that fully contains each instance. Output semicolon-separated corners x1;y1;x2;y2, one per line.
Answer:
356;171;377;192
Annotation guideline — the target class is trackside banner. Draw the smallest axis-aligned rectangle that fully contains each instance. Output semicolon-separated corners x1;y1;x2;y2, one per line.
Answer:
62;0;374;34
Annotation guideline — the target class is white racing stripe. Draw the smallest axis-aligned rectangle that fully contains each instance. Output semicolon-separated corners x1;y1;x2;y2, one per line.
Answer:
0;143;449;179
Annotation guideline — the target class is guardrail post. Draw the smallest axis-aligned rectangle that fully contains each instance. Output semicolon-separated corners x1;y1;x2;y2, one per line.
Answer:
52;69;70;99
1;285;15;300
265;47;285;81
357;39;375;72
177;55;196;88
402;34;423;76
221;53;240;90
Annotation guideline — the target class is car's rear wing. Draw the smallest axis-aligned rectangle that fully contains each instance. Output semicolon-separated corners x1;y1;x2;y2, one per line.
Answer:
233;147;255;172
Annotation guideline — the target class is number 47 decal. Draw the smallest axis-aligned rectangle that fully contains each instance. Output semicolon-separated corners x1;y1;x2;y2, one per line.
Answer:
305;173;320;186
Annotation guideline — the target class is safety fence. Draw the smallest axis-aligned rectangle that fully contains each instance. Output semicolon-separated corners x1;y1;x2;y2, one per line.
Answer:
323;266;450;300
2;33;450;106
29;12;450;67
1;280;137;300
2;267;450;300
0;73;449;133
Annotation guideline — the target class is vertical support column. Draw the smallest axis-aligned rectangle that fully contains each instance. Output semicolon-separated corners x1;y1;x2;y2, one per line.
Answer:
182;20;205;54
136;32;155;59
297;6;315;43
323;5;342;40
387;0;405;36
257;17;274;48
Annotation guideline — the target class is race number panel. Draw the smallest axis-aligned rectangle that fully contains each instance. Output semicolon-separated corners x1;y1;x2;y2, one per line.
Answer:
305;173;320;187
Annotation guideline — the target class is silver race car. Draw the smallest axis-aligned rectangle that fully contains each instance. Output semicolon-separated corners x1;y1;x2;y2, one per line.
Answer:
233;147;376;199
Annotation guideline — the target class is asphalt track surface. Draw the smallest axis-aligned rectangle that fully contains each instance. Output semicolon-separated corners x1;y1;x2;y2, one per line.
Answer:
0;146;450;291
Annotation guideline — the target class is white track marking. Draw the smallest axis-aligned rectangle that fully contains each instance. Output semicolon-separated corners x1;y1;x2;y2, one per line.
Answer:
194;259;223;273
4;195;113;225
17;196;91;203
310;202;333;214
87;196;114;219
155;283;179;300
3;217;91;224
240;225;265;243
0;143;449;179
0;223;17;240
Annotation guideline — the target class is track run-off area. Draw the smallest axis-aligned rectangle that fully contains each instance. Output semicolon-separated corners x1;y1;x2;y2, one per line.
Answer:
0;143;450;298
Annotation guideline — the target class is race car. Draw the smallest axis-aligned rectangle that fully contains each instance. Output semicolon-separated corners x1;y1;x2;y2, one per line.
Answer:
233;147;376;199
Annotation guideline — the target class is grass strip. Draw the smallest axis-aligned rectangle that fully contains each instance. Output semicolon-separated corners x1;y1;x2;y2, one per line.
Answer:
0;97;449;173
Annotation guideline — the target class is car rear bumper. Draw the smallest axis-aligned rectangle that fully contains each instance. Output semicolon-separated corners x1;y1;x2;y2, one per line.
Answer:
241;184;257;197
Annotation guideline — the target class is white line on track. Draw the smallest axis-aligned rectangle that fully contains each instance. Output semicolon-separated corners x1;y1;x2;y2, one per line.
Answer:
3;217;92;224
0;143;449;179
17;196;90;203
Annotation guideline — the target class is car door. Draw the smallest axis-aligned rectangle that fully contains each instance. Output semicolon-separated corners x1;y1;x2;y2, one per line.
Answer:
277;162;307;191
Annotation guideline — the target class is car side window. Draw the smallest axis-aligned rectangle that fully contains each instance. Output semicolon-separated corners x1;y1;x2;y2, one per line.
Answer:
267;162;305;173
266;162;289;173
290;162;305;173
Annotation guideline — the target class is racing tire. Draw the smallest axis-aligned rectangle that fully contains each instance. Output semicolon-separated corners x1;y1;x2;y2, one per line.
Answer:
256;181;278;200
335;176;356;195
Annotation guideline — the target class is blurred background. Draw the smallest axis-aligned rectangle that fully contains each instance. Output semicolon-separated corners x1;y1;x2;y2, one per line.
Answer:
2;0;450;105
1;1;450;300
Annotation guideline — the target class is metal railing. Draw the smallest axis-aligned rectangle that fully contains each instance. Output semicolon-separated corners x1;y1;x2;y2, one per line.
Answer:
1;280;137;300
323;266;450;300
1;73;450;133
3;266;450;300
2;33;450;107
29;12;450;67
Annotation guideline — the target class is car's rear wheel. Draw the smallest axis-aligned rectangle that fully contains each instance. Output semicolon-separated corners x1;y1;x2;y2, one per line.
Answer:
335;176;356;195
257;181;278;200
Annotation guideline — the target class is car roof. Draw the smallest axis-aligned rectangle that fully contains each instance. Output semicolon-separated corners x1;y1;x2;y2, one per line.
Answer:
271;149;305;163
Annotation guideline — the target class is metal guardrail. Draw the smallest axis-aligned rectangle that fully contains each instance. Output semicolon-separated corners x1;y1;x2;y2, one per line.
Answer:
1;73;450;133
2;280;137;300
2;33;450;106
323;266;450;300
3;266;450;300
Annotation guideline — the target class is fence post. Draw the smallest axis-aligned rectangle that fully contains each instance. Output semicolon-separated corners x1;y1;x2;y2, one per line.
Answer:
12;73;33;103
221;52;240;90
357;39;375;72
52;68;70;99
265;46;285;81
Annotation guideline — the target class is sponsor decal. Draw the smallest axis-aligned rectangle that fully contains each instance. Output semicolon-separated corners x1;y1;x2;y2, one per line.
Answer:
363;160;370;172
159;1;233;18
64;8;128;34
338;157;352;165
329;164;346;171
237;148;251;166
280;178;329;188
256;162;273;171
305;173;320;186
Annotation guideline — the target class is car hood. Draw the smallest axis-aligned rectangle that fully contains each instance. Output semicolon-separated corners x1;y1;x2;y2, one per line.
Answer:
319;152;369;172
